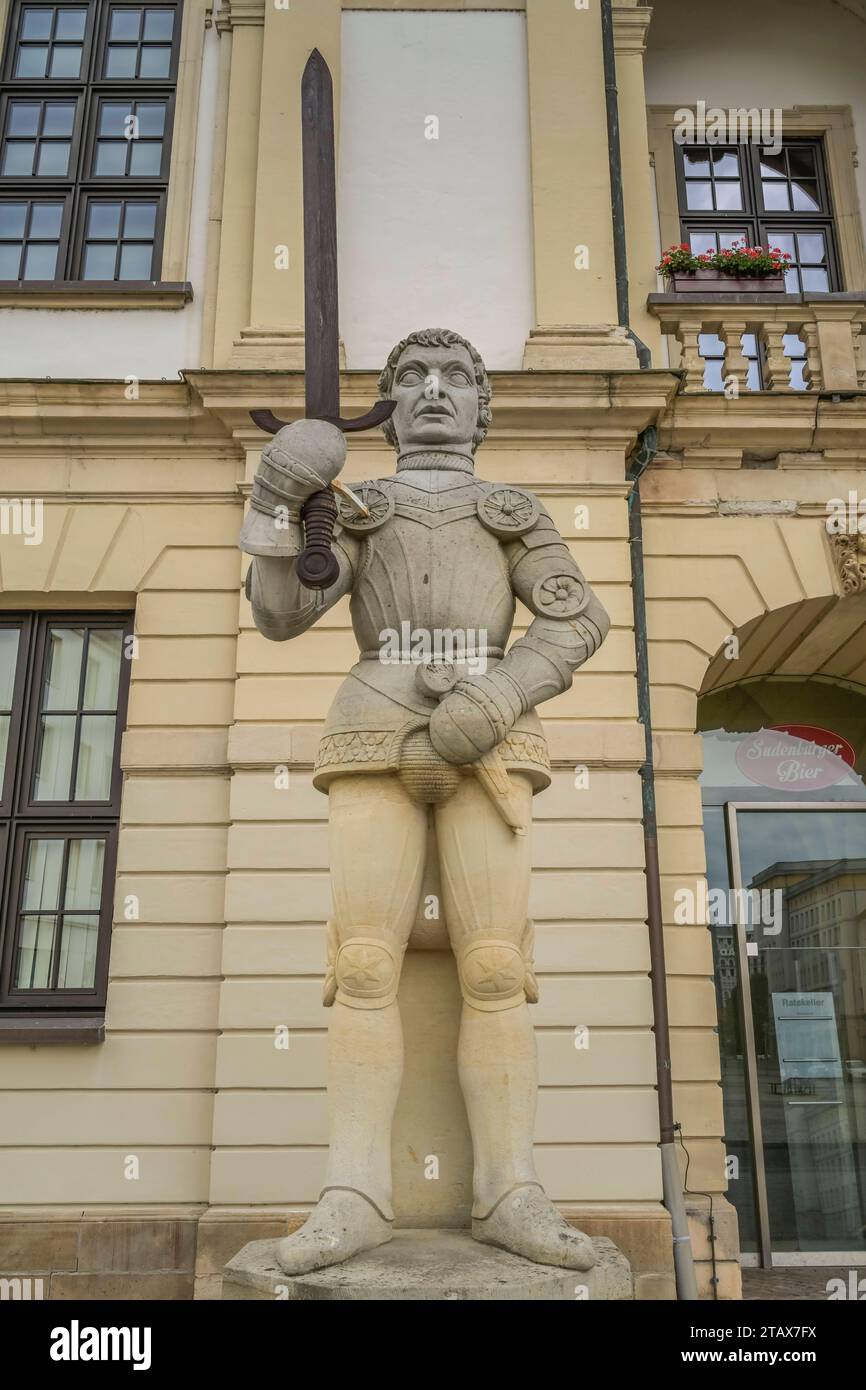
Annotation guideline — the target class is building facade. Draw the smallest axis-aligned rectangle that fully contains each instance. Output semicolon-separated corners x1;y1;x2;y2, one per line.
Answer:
1;0;865;1299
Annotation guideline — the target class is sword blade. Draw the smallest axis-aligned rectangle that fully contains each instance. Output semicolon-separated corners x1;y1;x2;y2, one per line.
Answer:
302;49;340;422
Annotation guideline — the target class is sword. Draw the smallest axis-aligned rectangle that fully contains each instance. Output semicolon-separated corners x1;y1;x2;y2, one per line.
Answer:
249;48;395;589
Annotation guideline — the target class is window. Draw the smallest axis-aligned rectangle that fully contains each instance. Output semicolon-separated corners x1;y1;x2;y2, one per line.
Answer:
0;1;181;283
674;138;839;391
675;138;840;293
0;614;132;1023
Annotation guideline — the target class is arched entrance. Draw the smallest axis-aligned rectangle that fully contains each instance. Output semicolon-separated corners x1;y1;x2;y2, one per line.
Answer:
698;631;866;1264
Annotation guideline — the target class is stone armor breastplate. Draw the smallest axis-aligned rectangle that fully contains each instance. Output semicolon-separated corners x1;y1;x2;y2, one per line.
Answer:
313;466;551;792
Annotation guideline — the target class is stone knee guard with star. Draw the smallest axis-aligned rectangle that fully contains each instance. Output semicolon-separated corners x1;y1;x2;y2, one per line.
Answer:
322;922;401;1010
456;922;539;1013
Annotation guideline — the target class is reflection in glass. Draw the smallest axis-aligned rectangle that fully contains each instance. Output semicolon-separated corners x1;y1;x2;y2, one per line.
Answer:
34;712;75;799
75;715;115;799
83;630;122;709
43;627;84;708
14;914;57;988
22;837;63;910
64;838;105;909
56;914;99;987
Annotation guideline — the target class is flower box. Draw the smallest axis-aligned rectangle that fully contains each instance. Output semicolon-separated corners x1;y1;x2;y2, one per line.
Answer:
668;268;787;295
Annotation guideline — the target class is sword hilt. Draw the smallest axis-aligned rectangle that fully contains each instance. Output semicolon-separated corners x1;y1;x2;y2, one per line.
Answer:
297;487;340;590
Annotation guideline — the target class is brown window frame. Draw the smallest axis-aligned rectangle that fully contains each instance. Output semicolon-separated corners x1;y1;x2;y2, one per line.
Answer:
0;611;133;1025
0;0;182;284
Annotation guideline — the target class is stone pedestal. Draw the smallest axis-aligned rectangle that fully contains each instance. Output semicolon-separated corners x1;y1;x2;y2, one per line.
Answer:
222;1230;633;1301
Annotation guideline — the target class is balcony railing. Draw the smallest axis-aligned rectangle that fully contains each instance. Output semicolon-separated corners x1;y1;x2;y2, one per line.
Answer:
647;291;866;395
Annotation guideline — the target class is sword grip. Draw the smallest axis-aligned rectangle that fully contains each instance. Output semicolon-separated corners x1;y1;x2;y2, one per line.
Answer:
297;487;340;590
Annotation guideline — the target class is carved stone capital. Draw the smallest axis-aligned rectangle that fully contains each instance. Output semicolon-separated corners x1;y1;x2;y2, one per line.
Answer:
831;533;866;594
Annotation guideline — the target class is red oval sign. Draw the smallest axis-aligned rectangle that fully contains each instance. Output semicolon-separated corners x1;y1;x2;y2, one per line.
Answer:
735;725;857;792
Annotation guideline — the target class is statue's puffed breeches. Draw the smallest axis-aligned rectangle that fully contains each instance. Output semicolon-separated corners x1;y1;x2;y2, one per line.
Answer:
322;773;539;1015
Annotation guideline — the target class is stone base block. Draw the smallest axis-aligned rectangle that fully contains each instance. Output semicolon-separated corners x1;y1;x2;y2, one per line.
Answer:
522;325;640;370
221;1229;633;1301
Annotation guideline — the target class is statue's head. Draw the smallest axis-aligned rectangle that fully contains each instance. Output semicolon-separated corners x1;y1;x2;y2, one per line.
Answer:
378;328;492;456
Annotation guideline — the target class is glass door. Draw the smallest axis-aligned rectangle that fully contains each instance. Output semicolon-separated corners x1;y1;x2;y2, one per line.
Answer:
726;805;866;1261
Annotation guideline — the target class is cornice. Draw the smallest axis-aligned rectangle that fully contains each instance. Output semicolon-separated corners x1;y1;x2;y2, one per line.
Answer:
221;0;265;28
184;368;679;450
656;391;866;456
613;4;652;56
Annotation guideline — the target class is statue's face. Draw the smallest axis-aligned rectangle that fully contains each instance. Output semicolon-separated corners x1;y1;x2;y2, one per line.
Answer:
389;343;479;454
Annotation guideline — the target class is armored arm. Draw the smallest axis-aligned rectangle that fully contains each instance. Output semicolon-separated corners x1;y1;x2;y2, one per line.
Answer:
244;538;357;643
239;418;358;642
429;501;609;763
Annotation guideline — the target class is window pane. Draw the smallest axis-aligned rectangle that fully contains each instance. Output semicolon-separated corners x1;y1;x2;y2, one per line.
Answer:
0;203;27;238
123;200;155;238
99;102;131;136
763;182;791;211
797;233;827;264
119;241;152;279
683;149;711;177
0;628;19;709
703;358;725;392
30;201;62;236
7;102;41;137
55;8;87;40
75;715;115;798
143;8;174;40
94;141;127;176
15;46;49;77
719;231;747;251
690;231;717;256
0;715;9;783
2;143;36;176
22;242;57;278
686;181;712;210
712;151;739;178
139;45;171;77
83;242;117;278
105;45;137;77
109;8;142;39
23;837;64;911
760;153;786;178
715;182;743;211
136;103;165;137
0;244;20;276
44;627;85;708
34;712;75;798
83;629;122;709
802;267;830;292
14;915;57;988
792;181;820;212
48;45;83;78
64;837;105;909
129;141;161;175
21;8;53;39
43;102;75;136
788;147;817;181
56;914;99;988
770;231;796;258
87;201;121;238
36;141;70;176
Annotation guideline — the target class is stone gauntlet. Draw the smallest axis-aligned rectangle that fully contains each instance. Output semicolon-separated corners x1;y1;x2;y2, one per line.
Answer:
428;668;527;765
239;418;346;558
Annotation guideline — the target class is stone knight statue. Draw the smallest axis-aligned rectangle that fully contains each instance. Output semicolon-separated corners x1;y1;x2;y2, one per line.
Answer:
239;328;610;1275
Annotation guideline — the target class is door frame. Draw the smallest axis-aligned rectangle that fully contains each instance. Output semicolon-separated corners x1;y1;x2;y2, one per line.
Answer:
724;799;866;1268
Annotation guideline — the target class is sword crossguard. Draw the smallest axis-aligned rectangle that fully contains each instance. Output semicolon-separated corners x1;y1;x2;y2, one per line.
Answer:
249;402;396;591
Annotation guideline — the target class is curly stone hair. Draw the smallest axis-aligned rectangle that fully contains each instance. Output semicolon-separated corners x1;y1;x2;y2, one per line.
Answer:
377;327;493;452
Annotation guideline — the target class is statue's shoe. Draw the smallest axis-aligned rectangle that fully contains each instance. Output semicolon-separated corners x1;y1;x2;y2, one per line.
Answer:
472;1184;597;1271
276;1189;393;1276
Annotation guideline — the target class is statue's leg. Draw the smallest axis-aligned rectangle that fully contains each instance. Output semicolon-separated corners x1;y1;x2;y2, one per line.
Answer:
276;773;427;1276
435;773;596;1272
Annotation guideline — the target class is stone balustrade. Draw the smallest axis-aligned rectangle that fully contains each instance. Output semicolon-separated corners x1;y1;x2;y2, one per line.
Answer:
647;291;866;394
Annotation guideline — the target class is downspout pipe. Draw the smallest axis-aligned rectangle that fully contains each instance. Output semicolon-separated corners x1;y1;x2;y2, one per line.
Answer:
627;430;699;1303
600;0;652;369
601;0;700;1301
